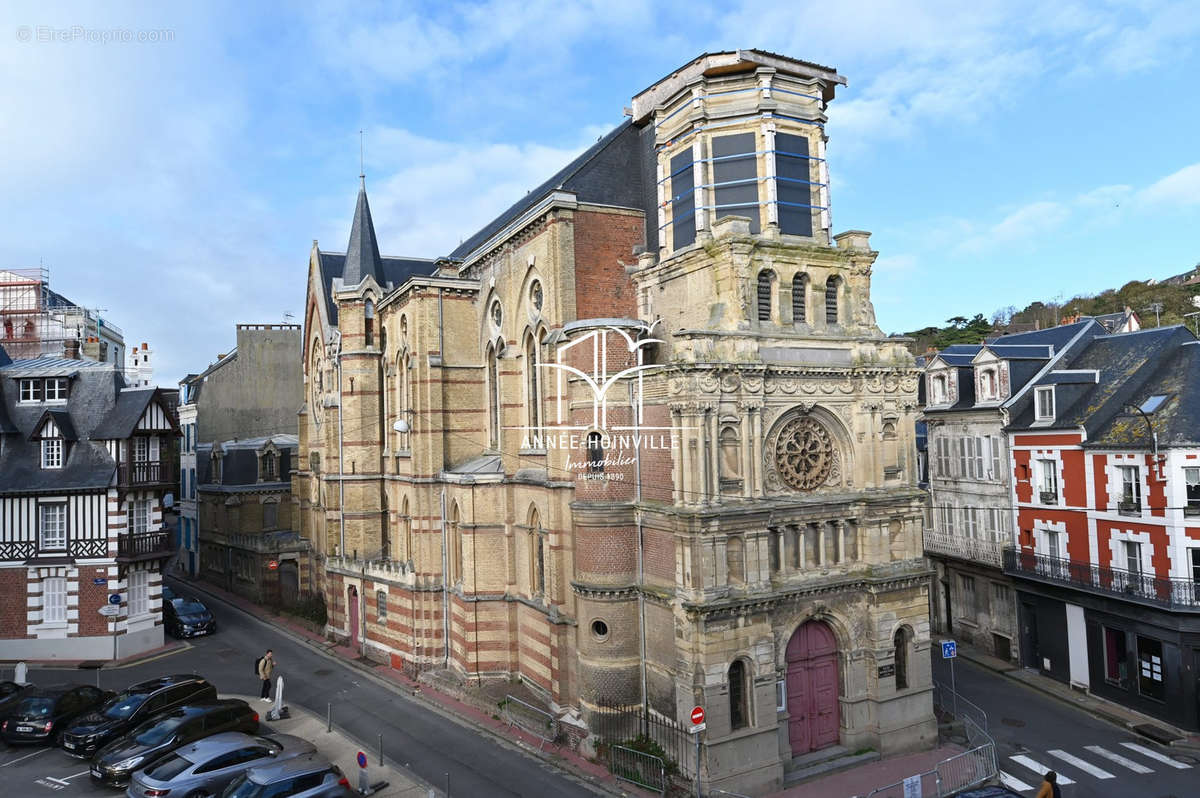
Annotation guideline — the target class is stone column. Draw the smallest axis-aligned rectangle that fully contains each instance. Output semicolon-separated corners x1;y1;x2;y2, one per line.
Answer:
750;404;765;498
739;402;754;499
707;406;720;505
671;406;684;505
836;520;845;564
817;522;826;566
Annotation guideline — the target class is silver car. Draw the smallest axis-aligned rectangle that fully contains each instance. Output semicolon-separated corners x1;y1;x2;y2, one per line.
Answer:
125;731;315;798
221;753;352;797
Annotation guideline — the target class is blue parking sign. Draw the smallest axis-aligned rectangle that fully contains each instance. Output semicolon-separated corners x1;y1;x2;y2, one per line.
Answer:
942;640;957;659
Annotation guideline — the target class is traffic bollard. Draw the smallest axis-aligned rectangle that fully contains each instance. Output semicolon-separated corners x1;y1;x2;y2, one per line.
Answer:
378;733;384;766
327;702;332;732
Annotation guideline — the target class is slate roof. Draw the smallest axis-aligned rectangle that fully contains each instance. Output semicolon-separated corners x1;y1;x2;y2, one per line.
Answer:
341;182;386;288
196;434;296;487
1006;326;1196;439
316;251;434;326
0;360;176;494
448;120;654;261
924;319;1108;414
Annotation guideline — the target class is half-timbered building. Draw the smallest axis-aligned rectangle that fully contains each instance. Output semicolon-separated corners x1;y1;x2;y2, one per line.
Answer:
0;345;178;660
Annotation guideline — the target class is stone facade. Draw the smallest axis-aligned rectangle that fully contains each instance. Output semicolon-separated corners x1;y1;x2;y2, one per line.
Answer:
297;50;935;794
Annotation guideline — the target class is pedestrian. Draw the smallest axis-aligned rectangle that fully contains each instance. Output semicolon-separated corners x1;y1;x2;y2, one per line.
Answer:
1035;769;1061;798
257;649;276;703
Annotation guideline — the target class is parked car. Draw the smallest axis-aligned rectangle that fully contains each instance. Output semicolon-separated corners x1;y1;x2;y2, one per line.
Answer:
222;754;352;797
60;674;217;758
126;732;316;798
0;680;36;716
91;700;259;787
162;584;177;603
0;685;113;745
164;597;217;638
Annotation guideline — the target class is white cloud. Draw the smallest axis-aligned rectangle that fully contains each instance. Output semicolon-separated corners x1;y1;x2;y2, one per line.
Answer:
1137;162;1200;206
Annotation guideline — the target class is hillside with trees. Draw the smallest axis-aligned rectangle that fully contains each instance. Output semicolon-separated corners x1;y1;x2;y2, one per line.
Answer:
901;263;1200;354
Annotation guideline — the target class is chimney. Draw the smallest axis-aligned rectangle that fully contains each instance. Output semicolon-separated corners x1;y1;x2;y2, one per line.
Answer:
63;338;81;360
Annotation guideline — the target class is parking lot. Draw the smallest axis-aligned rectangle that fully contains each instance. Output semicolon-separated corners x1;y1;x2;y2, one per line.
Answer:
0;740;127;796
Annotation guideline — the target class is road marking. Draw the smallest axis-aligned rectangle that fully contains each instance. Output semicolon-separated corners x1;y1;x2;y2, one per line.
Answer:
1048;749;1114;779
1120;742;1191;769
999;770;1035;791
0;749;48;768
44;777;70;785
59;770;90;781
1085;746;1154;774
1009;755;1076;784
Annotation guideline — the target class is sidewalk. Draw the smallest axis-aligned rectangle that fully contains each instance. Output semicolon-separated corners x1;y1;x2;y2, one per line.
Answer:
945;637;1200;753
0;639;188;670
230;693;432;796
766;744;965;798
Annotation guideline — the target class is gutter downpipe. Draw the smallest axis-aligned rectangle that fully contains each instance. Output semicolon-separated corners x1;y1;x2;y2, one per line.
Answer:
631;363;648;733
438;285;450;668
337;337;345;559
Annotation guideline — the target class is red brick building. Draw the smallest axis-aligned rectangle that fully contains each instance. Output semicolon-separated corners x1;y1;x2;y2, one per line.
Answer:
1004;324;1200;730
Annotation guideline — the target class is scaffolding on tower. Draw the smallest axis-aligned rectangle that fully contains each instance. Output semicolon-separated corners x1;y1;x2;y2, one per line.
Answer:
0;266;123;361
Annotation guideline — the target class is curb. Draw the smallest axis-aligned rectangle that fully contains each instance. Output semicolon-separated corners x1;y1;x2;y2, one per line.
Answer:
0;639;190;671
167;576;623;797
955;649;1199;749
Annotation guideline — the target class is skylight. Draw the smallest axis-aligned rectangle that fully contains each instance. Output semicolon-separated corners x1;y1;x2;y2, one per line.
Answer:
1139;395;1170;414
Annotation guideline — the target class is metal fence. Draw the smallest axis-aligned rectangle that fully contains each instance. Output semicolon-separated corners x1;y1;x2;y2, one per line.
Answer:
590;700;691;777
502;694;560;749
609;743;668;796
860;743;997;798
932;678;991;745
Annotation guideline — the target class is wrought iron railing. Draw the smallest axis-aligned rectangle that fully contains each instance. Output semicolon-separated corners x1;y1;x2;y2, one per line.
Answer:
1003;547;1200;610
923;531;1004;567
117;531;171;560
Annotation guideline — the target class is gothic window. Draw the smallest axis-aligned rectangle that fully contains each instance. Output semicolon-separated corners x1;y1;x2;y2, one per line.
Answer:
775;415;835;490
894;628;910;689
530;280;544;313
726;536;745;584
394;351;409;449
791;274;807;323
525;332;542;433
400;496;411;562
487;344;500;450
825;277;840;325
587;431;604;473
449;503;462;585
364;300;375;347
757;270;775;322
490;299;503;330
728;659;749;730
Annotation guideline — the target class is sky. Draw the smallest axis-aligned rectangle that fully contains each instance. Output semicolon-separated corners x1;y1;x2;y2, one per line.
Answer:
2;1;1199;386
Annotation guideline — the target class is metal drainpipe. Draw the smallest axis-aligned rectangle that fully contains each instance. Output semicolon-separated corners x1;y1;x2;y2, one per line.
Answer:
440;488;449;667
337;343;345;558
630;363;648;729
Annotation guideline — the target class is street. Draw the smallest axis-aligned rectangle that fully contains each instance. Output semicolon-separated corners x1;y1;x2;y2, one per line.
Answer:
935;656;1198;798
4;579;603;798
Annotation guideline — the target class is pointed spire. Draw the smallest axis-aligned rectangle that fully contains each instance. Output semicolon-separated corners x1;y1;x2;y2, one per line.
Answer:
342;180;384;288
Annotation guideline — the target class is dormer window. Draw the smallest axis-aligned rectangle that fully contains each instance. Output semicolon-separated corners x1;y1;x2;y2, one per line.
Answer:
1035;387;1055;421
978;369;998;402
260;450;277;481
930;374;948;405
19;378;69;403
211;451;222;484
41;438;63;469
19;379;41;402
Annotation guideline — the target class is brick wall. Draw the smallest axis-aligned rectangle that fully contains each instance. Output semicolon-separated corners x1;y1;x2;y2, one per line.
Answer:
0;570;29;638
572;209;642;319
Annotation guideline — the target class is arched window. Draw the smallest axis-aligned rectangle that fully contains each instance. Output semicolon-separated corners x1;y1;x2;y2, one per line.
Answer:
586;431;604;473
364;300;375;347
894;628;909;689
727;536;745;584
449;503;462;585
487;344;500;450
825;277;840;325
729;659;749;730
719;426;741;486
525;332;542;434
791;274;807;323
381;492;390;560
757;270;775;322
394;351;410;450
528;507;546;598
400;496;411;562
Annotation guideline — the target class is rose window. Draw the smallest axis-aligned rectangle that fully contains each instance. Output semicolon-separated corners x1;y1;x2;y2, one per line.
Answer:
775;416;834;490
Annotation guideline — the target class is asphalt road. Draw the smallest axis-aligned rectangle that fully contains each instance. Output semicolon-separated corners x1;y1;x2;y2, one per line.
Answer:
934;656;1198;798
8;579;603;798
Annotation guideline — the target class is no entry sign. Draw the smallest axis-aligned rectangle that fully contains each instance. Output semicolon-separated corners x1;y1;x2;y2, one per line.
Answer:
267;560;279;570
690;706;705;725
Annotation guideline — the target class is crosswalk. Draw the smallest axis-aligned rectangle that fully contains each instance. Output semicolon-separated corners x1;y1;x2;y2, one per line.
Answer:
998;741;1191;793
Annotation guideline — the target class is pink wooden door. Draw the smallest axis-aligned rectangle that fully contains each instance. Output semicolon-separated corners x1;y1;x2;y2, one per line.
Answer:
348;586;359;647
785;621;840;755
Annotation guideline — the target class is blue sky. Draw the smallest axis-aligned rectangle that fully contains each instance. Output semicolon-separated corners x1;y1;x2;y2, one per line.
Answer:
2;1;1198;385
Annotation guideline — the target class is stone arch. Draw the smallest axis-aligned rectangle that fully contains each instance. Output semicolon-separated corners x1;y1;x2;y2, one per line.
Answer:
756;268;777;322
526;504;546;598
762;405;854;494
727;655;753;731
522;326;546;434
892;623;914;690
448;501;463;585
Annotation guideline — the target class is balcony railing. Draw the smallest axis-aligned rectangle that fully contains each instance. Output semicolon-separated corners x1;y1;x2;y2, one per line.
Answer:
1039;491;1058;505
116;531;172;561
923;531;1004;567
1002;547;1200;611
118;459;177;487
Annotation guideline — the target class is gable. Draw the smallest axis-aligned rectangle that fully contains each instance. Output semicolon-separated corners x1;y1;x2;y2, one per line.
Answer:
136;397;175;431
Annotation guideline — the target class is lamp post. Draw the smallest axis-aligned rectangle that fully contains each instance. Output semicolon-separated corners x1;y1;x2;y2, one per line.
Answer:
1123;403;1161;481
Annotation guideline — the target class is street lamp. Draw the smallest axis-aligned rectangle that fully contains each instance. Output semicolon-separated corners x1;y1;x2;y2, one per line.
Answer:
1122;403;1162;481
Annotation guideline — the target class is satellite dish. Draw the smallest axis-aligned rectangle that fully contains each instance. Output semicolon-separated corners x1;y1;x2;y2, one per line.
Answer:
392;419;410;433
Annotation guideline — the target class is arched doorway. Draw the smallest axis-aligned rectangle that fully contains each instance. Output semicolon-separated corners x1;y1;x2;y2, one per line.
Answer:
348;585;360;648
786;620;840;755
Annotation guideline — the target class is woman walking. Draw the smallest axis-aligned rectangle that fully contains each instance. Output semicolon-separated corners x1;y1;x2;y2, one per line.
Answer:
1035;770;1061;798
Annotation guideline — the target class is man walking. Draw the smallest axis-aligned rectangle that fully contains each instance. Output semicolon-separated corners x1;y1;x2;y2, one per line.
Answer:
258;649;276;703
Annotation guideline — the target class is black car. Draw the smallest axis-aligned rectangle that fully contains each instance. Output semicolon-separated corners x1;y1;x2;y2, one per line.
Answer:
90;699;259;787
0;685;113;745
0;680;36;717
162;584;177;603
164;596;217;638
59;674;217;758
